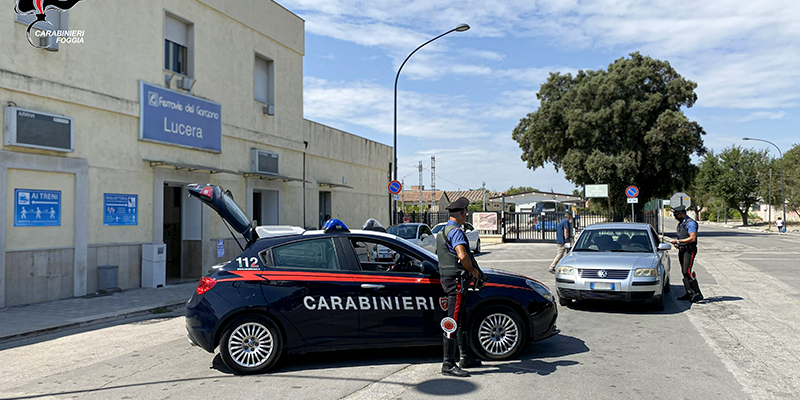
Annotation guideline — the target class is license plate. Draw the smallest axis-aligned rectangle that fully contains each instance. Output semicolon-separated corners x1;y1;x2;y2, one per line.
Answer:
590;282;614;291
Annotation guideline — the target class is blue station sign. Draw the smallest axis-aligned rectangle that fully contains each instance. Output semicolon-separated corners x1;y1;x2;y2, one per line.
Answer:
14;189;61;227
139;81;222;152
104;193;138;226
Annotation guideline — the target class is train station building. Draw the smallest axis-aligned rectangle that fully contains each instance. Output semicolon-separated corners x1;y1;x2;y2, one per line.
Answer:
0;0;392;307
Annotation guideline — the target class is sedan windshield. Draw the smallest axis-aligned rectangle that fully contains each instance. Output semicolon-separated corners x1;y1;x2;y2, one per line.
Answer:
387;225;418;240
431;224;444;234
573;229;653;252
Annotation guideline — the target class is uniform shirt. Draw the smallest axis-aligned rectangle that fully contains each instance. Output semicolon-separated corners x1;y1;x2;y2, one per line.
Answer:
445;220;468;255
684;216;698;233
556;218;573;244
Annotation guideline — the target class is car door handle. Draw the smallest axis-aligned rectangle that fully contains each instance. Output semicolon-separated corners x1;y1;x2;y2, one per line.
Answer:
361;284;385;290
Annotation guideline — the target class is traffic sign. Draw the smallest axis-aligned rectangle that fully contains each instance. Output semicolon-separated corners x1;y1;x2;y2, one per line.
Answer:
625;186;639;198
388;180;402;195
670;192;691;208
392;194;400;201
627;198;639;204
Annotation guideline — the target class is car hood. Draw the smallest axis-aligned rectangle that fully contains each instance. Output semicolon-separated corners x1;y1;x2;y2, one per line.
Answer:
559;252;657;270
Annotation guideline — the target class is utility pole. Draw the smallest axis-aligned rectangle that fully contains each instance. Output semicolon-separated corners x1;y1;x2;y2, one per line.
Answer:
401;178;405;215
430;156;436;213
482;182;486;211
769;168;772;230
418;161;423;217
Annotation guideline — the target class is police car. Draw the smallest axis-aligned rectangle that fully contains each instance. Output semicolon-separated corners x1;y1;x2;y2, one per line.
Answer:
184;184;559;374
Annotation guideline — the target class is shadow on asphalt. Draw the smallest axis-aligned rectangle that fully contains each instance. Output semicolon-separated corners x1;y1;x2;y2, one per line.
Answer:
210;334;588;376
563;284;693;314
663;229;765;238
696;296;744;304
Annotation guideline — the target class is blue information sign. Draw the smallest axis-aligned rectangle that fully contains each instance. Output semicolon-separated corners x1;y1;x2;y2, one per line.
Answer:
104;193;138;226
14;189;61;227
139;81;222;152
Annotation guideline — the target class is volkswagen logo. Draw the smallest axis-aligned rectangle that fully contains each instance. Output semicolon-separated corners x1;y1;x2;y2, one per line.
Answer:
597;270;608;278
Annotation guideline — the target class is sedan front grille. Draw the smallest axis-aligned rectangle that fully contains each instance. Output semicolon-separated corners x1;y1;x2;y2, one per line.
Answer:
578;269;629;279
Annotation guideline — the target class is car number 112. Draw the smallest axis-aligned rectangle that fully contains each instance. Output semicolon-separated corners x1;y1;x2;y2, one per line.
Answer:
235;257;259;269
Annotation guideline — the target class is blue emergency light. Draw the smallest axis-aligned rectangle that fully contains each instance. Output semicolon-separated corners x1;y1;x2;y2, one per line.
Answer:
322;219;349;233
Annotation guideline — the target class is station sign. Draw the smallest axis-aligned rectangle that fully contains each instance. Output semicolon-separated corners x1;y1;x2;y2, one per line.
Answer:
139;81;222;152
14;189;61;227
104;193;138;226
585;184;608;198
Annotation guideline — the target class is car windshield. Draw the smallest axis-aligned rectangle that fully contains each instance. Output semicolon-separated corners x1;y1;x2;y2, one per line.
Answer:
387;225;418;239
573;228;653;252
534;202;559;213
431;224;444;234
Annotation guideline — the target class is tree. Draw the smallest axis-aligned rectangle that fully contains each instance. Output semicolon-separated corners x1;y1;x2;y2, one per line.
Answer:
512;52;706;213
759;143;800;219
714;146;768;226
688;151;720;221
506;186;538;195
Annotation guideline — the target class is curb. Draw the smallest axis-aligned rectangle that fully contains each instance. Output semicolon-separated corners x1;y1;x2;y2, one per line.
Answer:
0;301;186;343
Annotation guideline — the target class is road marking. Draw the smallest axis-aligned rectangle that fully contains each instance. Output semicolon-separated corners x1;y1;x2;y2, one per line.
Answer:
684;251;800;398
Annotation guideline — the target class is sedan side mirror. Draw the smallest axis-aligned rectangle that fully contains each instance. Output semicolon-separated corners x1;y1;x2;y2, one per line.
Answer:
657;243;671;251
421;260;438;275
421;233;429;239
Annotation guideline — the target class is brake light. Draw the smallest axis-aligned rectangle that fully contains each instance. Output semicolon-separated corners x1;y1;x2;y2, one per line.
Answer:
196;276;216;295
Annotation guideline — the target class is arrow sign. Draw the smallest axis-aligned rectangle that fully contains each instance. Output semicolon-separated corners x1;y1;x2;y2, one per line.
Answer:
625;186;639;198
388;180;402;195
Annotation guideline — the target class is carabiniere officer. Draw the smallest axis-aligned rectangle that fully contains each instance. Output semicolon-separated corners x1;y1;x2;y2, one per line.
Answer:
670;205;704;303
436;197;483;377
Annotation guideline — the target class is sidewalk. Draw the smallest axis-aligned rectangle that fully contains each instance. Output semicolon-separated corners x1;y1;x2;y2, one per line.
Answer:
0;282;196;341
698;220;797;234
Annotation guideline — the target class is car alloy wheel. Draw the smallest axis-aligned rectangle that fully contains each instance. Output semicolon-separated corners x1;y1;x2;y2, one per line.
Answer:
220;315;283;374
471;305;525;360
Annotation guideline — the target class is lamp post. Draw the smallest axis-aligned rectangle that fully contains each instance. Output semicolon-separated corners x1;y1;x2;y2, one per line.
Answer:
743;137;785;228
392;23;470;224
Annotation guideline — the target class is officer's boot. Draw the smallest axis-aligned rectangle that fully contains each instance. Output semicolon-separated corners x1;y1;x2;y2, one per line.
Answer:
677;278;694;301
442;337;470;377
459;331;482;369
689;280;704;303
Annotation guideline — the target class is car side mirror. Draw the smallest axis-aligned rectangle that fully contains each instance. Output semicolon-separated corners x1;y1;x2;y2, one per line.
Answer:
658;243;671;251
421;260;438;275
421;233;429;239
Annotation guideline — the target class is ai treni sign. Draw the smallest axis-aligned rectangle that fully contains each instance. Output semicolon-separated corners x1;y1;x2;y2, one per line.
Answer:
139;81;222;152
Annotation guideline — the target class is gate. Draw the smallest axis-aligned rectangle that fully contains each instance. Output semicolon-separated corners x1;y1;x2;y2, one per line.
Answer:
502;210;660;243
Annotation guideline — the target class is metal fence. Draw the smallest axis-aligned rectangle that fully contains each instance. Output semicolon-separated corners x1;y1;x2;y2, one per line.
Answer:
503;210;660;243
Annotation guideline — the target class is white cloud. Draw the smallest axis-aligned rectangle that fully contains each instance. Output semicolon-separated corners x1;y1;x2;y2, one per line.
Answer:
737;111;787;122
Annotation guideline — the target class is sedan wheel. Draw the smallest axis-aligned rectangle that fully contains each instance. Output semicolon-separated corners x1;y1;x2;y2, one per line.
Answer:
474;240;481;254
471;305;525;360
220;315;282;374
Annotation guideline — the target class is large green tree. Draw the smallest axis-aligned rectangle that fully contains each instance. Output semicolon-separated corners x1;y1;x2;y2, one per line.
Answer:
512;52;706;212
715;146;768;226
760;143;800;218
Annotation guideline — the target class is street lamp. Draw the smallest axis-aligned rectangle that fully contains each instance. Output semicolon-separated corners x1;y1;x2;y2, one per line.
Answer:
392;23;470;224
743;137;785;229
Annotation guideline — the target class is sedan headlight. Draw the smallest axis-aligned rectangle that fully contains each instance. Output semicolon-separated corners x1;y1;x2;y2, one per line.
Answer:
556;265;574;275
526;279;554;302
634;268;658;277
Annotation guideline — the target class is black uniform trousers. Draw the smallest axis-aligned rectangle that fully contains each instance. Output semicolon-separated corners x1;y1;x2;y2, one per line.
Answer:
678;244;702;295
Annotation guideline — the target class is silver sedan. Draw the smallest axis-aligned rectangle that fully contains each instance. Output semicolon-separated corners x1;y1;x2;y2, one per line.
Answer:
554;223;672;310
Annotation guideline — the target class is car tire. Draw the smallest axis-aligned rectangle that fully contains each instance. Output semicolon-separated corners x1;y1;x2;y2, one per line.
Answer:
664;275;671;293
470;305;526;361
474;240;481;254
220;315;283;375
651;293;666;311
558;296;571;307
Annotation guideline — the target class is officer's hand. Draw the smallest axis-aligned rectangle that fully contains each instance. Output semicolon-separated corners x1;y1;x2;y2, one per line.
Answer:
670;239;678;245
470;269;480;279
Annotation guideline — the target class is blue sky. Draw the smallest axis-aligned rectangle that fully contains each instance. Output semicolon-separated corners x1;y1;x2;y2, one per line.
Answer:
284;0;799;194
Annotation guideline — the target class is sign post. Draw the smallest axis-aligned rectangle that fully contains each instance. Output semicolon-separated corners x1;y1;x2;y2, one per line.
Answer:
388;180;402;223
626;186;639;222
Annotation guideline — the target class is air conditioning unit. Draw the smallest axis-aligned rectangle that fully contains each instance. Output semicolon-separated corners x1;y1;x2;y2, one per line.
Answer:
251;149;279;175
178;77;194;91
262;104;275;115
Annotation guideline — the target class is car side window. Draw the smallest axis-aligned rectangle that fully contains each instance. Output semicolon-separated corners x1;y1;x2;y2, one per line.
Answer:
269;238;340;270
649;227;660;250
421;225;432;236
349;239;424;273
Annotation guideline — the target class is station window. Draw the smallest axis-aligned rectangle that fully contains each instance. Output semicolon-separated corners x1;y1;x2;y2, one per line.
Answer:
254;54;275;105
164;14;191;76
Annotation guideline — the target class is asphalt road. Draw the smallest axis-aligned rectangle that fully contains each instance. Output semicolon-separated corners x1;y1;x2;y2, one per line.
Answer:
1;226;797;400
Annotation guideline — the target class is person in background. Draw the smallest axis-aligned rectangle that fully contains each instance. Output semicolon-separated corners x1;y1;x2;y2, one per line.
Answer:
776;217;784;235
549;213;573;273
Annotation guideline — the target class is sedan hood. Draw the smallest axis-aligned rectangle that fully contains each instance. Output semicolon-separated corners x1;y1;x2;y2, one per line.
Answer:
558;252;656;270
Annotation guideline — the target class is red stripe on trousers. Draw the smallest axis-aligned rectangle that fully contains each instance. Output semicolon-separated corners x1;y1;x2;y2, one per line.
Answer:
688;252;696;279
454;281;462;323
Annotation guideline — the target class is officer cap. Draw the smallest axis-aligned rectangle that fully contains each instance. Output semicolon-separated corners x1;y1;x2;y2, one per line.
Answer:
673;205;686;213
445;197;470;212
